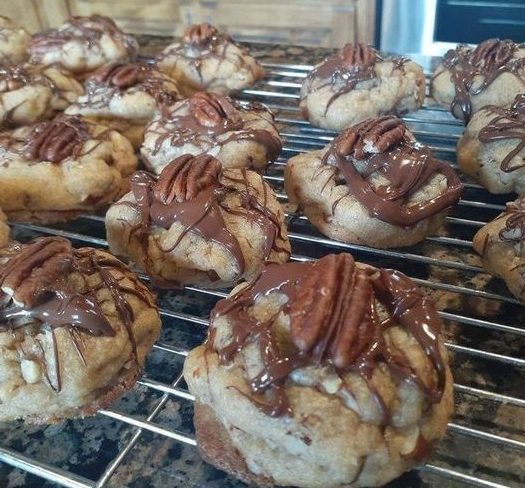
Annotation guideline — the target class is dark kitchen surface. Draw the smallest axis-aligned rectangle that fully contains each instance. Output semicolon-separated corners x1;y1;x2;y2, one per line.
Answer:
0;37;524;488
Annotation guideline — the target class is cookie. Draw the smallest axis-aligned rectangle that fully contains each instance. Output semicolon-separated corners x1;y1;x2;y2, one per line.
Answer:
156;23;264;96
0;64;83;129
141;92;282;174
0;237;161;422
0;114;137;224
0;209;9;247
29;15;139;75
458;94;525;194
431;38;525;122
66;61;182;148
0;16;31;65
285;116;463;248
105;154;290;289
184;253;454;488
300;43;425;131
473;194;525;303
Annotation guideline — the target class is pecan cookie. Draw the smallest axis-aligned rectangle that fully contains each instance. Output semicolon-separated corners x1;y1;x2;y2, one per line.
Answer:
0;64;83;129
0;114;137;224
141;92;281;174
0;237;161;422
284;116;463;248
0;16;30;65
156;23;264;96
458;94;525;194
184;253;453;488
431;39;525;123
0;209;9;247
66;61;182;148
105;154;290;289
473;194;525;303
300;44;425;131
29;15;139;75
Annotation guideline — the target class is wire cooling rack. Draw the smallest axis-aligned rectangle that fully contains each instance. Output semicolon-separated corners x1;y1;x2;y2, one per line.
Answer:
1;55;525;488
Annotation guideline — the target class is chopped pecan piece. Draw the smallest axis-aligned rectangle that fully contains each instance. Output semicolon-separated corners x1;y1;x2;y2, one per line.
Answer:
0;66;30;92
0;237;73;307
154;154;222;204
340;43;377;68
335;116;407;160
189;92;241;128
25;115;90;163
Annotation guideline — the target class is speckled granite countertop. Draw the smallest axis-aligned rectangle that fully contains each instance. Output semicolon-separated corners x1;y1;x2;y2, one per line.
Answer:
1;37;524;488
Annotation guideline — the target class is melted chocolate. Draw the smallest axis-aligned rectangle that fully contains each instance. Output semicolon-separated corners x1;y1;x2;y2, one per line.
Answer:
438;39;525;122
0;65;79;127
487;195;525;256
303;43;408;112
0;237;156;392
149;94;281;162
157;24;259;90
478;94;525;172
83;62;180;109
208;254;447;420
30;15;138;57
119;155;287;284
322;117;463;227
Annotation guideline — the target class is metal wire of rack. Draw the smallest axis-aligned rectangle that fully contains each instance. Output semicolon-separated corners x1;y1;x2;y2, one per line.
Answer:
0;56;524;488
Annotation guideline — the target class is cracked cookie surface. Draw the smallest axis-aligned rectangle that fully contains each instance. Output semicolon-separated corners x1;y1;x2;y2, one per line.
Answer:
0;114;137;224
0;237;161;422
141;92;281;174
285;116;463;248
184;253;453;487
156;23;264;96
300;44;425;131
106;154;290;289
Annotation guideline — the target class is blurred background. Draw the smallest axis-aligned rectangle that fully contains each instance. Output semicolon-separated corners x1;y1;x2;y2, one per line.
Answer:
3;0;524;54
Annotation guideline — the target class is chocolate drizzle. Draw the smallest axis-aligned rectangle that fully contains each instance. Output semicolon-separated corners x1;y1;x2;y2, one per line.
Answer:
157;23;260;90
148;93;281;162
438;39;525;122
208;253;447;419
478;94;525;172
321;116;463;226
302;43;407;112
24;114;90;163
0;237;155;393
119;154;288;284
489;195;525;255
84;62;180;108
30;15;138;58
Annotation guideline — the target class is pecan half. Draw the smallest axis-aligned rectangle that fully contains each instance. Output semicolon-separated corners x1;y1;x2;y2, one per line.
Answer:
335;116;407;160
25;115;90;163
183;23;220;45
153;154;222;204
90;62;143;89
289;254;377;368
289;254;344;353
340;43;377;68
189;92;241;128
0;237;73;308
